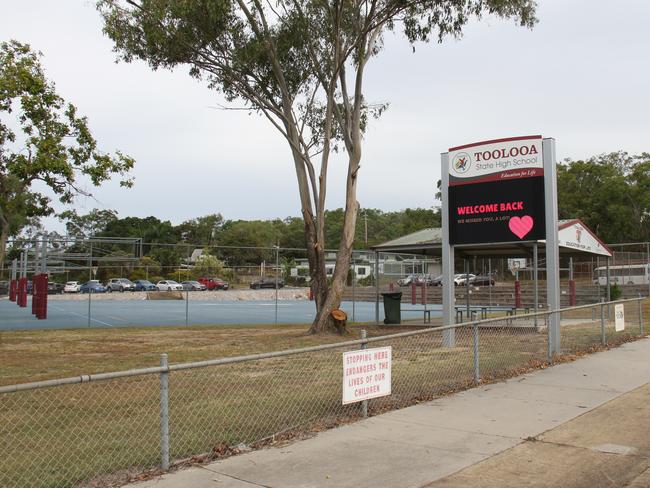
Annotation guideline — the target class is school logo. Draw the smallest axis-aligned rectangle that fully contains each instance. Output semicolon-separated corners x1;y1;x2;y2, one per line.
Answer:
575;226;582;243
452;152;471;174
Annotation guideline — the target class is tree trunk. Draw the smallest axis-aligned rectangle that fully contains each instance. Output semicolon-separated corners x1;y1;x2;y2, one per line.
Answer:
308;151;360;335
0;220;8;279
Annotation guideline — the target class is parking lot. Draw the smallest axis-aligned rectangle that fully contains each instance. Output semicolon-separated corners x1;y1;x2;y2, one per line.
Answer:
0;296;441;330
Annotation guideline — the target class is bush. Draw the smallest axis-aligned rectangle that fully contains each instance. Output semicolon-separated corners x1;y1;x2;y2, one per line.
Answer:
285;276;308;287
190;253;225;280
610;283;622;301
357;274;375;286
149;275;164;285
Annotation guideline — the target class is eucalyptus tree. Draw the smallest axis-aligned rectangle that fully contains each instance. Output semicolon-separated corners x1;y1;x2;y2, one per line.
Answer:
0;41;134;270
98;0;536;333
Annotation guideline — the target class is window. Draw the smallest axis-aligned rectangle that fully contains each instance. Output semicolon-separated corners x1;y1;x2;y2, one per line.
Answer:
357;267;367;276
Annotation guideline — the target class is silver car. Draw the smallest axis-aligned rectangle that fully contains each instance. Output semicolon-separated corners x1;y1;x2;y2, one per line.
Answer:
106;278;136;292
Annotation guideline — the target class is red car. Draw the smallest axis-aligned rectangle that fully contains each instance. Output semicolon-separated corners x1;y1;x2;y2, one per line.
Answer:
198;277;229;290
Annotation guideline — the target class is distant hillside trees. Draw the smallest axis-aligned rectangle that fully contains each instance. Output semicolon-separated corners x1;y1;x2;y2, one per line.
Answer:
557;152;650;243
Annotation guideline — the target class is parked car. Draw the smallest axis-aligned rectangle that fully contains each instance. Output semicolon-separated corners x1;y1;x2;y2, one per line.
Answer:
453;273;476;286
469;274;496;286
429;275;443;286
415;274;439;286
181;280;207;291
106;278;136;292
80;280;107;293
64;281;81;293
47;282;65;294
397;274;418;287
399;274;437;286
156;280;184;291
249;277;284;289
133;279;157;291
198;277;229;290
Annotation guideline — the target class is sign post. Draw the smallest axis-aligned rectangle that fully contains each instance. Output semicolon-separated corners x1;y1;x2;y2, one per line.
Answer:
543;138;560;355
441;152;455;346
442;135;558;351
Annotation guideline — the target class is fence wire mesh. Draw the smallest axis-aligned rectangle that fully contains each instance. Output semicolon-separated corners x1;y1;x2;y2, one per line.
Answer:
477;316;549;381
0;375;160;488
0;299;647;488
560;299;647;354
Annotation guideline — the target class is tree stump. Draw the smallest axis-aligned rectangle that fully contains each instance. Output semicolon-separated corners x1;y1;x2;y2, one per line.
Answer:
330;309;348;333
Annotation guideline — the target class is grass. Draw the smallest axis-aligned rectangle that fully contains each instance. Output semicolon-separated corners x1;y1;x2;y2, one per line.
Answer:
0;322;396;387
1;304;648;488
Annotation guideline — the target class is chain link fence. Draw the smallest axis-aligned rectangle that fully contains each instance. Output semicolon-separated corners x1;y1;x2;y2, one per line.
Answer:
1;298;647;488
4;239;650;330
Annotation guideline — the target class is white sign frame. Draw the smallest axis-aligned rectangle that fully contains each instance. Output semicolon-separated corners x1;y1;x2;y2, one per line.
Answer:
342;346;392;405
448;136;543;185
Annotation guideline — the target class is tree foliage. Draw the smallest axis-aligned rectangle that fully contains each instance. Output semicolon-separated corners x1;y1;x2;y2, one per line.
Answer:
96;0;536;332
557;152;650;243
59;208;119;238
177;213;224;245
190;252;226;279
0;40;134;268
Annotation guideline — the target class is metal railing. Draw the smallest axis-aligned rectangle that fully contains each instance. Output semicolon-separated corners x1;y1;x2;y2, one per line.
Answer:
0;298;647;488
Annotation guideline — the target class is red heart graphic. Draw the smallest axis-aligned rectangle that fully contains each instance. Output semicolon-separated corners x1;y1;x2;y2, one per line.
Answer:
509;216;534;239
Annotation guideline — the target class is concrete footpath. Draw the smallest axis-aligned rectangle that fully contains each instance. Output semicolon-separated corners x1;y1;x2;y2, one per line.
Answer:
130;339;650;488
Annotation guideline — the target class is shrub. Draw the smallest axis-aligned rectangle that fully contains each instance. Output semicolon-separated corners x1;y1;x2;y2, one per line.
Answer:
357;274;375;286
610;283;622;301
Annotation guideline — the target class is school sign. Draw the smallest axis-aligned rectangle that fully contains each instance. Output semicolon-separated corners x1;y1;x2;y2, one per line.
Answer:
441;135;562;354
448;136;546;245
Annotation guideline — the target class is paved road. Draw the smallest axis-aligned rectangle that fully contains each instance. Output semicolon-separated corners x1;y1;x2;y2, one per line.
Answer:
0;297;442;330
127;338;650;488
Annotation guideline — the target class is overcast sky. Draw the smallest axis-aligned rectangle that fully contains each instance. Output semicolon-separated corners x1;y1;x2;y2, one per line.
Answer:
2;1;649;232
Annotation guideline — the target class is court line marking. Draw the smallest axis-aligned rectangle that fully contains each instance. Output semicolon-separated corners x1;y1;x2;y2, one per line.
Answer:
49;305;115;327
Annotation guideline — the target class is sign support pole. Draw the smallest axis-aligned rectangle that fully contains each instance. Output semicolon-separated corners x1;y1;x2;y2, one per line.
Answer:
441;152;455;346
543;138;561;355
465;259;470;320
606;257;611;319
533;242;539;330
374;251;380;326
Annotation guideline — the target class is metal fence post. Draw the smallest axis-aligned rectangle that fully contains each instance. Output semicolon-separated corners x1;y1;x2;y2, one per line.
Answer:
591;305;595;321
473;320;480;385
600;298;606;346
352;255;356;323
360;330;368;418
638;294;643;336
185;288;189;327
160;353;170;470
547;312;552;361
87;242;92;328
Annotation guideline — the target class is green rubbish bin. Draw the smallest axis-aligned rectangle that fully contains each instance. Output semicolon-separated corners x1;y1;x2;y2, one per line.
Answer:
381;292;402;324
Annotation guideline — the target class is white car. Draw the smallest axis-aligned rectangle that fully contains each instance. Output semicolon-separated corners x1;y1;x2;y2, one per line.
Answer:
64;281;81;293
156;280;184;291
453;274;476;286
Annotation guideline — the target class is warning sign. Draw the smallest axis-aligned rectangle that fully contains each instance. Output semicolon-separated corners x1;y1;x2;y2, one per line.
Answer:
615;304;625;332
342;346;391;405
